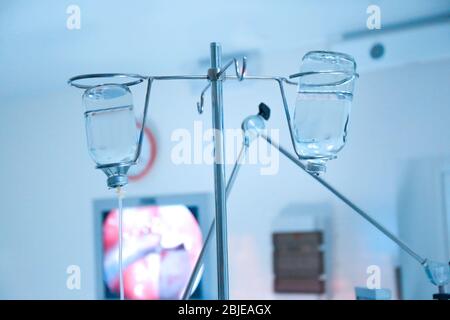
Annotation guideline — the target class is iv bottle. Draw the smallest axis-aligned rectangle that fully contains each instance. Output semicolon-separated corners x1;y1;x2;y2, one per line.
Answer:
83;84;138;167
293;51;357;174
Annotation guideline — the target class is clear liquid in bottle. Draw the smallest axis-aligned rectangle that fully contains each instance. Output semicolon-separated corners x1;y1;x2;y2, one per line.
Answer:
293;91;352;161
83;84;138;167
85;104;137;166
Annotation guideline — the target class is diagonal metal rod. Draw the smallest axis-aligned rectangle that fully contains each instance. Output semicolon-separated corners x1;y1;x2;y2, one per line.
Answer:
134;78;153;162
182;143;247;300
183;133;427;300
226;142;246;196
181;217;215;300
261;134;426;265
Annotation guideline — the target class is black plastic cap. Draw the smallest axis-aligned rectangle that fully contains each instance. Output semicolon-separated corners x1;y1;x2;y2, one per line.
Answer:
258;102;271;120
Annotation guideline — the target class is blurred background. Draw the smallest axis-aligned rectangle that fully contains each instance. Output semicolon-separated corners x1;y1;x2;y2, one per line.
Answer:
0;0;449;300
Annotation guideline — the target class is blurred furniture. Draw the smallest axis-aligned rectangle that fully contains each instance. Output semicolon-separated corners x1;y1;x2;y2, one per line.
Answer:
273;231;324;294
271;204;331;297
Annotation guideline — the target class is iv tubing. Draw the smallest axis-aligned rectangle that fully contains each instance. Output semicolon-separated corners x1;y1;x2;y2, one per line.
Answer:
116;187;125;300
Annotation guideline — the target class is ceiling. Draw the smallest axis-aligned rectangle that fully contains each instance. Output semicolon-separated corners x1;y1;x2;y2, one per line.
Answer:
0;0;449;99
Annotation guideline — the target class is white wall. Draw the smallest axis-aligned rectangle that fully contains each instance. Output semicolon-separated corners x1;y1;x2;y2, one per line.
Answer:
0;0;449;299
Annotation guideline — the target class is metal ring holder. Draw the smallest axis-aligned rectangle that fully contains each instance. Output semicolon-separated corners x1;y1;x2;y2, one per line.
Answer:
289;70;359;87
68;73;152;169
279;70;360;162
68;73;148;89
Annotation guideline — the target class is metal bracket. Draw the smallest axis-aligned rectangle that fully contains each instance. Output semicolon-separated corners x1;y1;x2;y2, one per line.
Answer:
207;67;221;81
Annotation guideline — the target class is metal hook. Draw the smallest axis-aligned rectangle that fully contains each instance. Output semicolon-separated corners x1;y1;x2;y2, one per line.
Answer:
234;56;247;81
197;82;211;114
217;56;247;81
197;56;247;114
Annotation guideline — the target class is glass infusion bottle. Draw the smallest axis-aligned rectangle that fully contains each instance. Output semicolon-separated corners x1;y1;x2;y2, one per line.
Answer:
293;51;357;174
83;84;138;167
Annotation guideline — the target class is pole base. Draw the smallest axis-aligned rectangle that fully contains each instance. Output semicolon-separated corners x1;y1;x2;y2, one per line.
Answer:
433;292;450;300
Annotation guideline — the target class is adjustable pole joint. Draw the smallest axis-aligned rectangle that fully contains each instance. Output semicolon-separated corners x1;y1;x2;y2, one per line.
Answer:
208;68;221;81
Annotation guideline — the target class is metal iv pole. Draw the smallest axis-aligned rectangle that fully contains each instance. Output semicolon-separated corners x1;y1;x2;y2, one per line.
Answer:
209;42;230;299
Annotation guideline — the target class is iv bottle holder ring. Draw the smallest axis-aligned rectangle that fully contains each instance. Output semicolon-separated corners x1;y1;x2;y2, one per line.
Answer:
68;73;148;89
70;73;154;189
289;70;359;89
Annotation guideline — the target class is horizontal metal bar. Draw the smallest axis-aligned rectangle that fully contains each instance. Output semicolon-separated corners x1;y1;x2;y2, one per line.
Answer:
151;75;208;80
226;75;279;81
69;73;300;88
225;75;298;85
148;74;291;82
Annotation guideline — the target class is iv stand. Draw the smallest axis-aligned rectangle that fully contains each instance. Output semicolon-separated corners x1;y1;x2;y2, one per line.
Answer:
69;42;449;300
